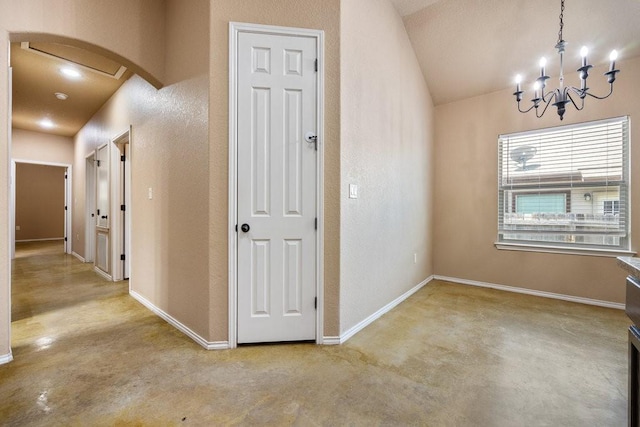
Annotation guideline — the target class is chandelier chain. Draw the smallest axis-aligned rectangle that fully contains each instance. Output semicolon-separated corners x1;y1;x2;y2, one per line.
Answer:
558;0;565;43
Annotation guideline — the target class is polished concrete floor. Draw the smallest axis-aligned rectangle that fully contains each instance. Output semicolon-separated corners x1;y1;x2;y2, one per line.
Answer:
0;241;631;426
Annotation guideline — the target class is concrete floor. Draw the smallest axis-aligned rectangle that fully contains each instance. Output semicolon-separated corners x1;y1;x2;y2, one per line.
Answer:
0;241;630;426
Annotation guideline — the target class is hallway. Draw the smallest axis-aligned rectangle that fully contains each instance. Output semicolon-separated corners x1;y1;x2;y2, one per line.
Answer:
0;242;630;425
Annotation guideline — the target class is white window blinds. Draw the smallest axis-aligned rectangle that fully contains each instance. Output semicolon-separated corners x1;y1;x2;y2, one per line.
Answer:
498;116;630;251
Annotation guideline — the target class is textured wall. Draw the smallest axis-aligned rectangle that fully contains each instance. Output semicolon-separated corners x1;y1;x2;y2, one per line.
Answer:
15;163;66;241
434;57;640;304
340;0;435;334
210;0;341;340
73;0;209;339
12;129;74;165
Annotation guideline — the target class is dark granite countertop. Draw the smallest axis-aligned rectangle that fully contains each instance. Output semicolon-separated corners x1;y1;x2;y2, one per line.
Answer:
618;257;640;278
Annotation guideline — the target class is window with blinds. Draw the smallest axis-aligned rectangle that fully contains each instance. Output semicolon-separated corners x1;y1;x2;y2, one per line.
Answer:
497;116;630;253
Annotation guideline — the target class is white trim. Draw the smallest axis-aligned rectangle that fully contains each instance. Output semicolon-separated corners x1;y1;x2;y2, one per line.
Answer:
322;336;341;345
71;251;85;263
85;151;96;264
109;127;131;282
338;276;435;344
228;22;325;348
0;352;13;365
495;242;636;258
434;275;625;310
93;266;112;281
21;42;127;80
130;290;230;350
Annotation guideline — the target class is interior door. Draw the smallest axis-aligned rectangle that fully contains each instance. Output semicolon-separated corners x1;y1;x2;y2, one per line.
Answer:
85;153;96;263
236;31;318;344
95;144;110;276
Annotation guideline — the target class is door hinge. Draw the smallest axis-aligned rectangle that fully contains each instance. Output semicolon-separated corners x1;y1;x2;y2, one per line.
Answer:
64;206;67;211
120;254;126;261
314;58;318;72
96;160;101;167
121;204;126;211
64;174;68;179
64;237;67;242
121;155;126;162
235;224;238;232
314;297;317;309
314;217;317;230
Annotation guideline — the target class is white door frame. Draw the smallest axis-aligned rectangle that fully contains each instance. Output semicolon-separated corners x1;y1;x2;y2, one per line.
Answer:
109;127;131;282
85;151;96;263
228;22;325;348
94;142;111;280
11;159;72;256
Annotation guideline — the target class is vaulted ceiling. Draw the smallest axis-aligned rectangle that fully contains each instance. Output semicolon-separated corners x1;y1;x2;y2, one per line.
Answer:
392;0;640;105
10;0;640;137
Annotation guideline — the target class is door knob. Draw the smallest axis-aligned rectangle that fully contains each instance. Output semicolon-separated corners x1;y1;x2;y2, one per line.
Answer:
241;223;250;233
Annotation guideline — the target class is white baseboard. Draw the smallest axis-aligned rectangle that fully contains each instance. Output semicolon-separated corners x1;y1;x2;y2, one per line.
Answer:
129;290;230;350
0;352;13;365
93;267;112;281
433;275;625;310
322;336;341;345
337;275;435;345
71;251;85;263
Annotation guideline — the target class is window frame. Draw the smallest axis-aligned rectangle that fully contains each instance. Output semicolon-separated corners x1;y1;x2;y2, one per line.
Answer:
495;116;635;257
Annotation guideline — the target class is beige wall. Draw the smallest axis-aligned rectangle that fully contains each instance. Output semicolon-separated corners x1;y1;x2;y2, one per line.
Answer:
0;0;168;359
340;0;434;333
12;128;74;165
73;0;210;339
210;0;341;339
11;129;72;243
434;56;640;304
15;163;66;241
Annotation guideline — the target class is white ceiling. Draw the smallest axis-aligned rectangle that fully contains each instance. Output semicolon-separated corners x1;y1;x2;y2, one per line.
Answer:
392;0;640;105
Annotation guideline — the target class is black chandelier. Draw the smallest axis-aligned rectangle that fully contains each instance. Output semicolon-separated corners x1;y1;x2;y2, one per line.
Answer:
513;0;620;120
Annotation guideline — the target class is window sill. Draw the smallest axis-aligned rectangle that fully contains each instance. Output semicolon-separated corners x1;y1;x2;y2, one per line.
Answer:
494;242;636;258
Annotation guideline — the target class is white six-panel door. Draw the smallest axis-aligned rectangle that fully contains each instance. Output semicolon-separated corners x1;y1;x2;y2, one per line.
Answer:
237;31;317;343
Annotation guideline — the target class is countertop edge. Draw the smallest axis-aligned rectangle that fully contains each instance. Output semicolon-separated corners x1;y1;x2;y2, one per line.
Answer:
618;256;640;278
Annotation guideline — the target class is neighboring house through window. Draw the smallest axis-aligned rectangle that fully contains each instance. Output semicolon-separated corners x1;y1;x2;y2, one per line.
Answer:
496;116;631;254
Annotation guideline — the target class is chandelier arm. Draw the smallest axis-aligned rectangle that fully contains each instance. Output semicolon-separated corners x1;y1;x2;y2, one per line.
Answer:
517;102;537;114
582;84;614;100
536;96;555;118
566;90;584;111
541;90;555;104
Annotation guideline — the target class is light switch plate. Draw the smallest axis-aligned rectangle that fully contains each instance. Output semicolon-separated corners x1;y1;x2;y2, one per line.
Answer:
349;184;358;199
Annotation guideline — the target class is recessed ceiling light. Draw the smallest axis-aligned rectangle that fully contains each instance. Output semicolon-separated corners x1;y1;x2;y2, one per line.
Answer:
54;92;68;100
39;119;55;129
60;67;81;79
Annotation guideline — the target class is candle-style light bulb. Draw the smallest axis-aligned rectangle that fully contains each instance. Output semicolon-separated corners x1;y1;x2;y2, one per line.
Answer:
533;81;541;99
580;46;588;67
515;74;522;92
539;57;547;77
609;50;618;71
